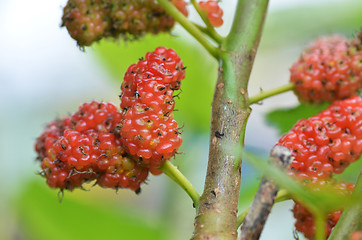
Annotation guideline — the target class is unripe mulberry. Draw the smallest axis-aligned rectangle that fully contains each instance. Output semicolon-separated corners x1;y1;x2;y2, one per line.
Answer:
290;34;362;103
119;47;185;172
293;181;354;240
277;95;362;180
109;0;175;40
199;0;224;27
62;0;111;46
61;0;189;46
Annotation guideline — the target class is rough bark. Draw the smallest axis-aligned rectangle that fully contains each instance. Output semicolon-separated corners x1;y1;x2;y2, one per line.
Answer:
239;146;292;240
191;1;269;239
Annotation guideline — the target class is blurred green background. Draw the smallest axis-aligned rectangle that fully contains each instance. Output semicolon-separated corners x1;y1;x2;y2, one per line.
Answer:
0;0;361;240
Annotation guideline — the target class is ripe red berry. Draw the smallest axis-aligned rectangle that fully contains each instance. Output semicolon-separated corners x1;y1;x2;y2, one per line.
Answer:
293;181;354;240
35;101;149;192
290;34;362;103
119;47;185;171
171;0;189;17
35;117;72;160
199;0;224;27
293;202;341;240
71;101;122;132
350;231;362;240
277;95;362;180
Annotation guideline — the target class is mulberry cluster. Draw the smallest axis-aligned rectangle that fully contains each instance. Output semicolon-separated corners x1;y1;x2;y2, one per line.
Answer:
35;101;149;192
36;47;185;192
199;0;224;27
119;47;185;174
284;33;362;239
277;95;362;180
293;181;354;239
62;0;188;47
290;34;362;103
276;95;361;239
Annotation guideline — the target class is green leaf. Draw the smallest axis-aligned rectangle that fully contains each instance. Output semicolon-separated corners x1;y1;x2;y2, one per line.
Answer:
14;179;167;240
265;103;330;135
242;151;354;214
335;156;362;183
91;33;218;132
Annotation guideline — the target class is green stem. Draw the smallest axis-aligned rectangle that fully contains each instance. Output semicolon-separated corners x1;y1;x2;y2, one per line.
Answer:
192;1;269;239
156;0;220;59
193;22;224;44
159;160;200;208
314;212;327;240
236;207;249;230
190;0;224;44
249;82;295;105
328;172;362;240
236;189;291;229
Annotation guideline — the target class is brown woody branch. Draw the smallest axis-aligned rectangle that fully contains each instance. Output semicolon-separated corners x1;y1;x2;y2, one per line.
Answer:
239;146;292;240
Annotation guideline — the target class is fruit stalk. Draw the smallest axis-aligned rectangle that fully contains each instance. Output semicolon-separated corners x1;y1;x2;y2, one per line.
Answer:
328;171;362;240
191;1;269;239
156;0;219;58
190;0;223;43
315;213;327;240
159;161;200;208
248;82;295;104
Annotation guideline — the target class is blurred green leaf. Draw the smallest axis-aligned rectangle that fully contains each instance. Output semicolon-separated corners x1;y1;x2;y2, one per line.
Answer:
265;103;330;135
15;179;167;240
242;151;355;214
335;156;362;183
263;1;362;49
239;179;260;208
238;147;267;207
91;33;218;132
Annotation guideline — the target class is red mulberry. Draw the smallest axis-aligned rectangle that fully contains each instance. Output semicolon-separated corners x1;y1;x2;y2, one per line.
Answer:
119;47;185;172
293;181;354;239
199;0;224;27
35;101;149;192
277;95;362;180
290;34;362;103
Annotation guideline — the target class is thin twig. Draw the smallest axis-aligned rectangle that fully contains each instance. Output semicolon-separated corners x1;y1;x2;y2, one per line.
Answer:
248;83;295;105
159;160;200;209
314;212;327;240
239;146;292;240
156;0;220;59
190;0;224;44
193;22;224;44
